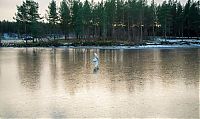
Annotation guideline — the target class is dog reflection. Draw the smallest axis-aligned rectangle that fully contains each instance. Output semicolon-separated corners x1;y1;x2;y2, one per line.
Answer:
93;67;99;73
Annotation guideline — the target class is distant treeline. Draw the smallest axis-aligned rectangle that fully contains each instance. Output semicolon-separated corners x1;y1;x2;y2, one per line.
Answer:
0;0;199;42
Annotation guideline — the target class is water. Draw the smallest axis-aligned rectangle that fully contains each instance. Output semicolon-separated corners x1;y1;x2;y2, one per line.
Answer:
0;48;199;118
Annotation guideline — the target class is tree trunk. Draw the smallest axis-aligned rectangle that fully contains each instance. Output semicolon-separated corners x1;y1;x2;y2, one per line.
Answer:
140;24;143;43
24;22;27;46
128;19;130;41
0;35;2;47
164;18;167;41
65;34;67;40
103;23;106;40
153;23;155;40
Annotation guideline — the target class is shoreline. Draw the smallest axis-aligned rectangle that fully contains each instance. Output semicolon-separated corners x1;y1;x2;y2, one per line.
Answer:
1;44;200;49
1;39;200;49
65;44;200;49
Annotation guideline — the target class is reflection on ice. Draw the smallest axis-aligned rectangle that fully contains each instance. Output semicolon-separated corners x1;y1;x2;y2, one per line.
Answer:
0;48;199;118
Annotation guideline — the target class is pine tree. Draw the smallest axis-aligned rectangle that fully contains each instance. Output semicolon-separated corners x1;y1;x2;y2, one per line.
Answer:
183;0;191;37
47;0;59;40
94;1;107;39
157;0;172;39
188;2;199;36
15;0;41;43
104;0;116;39
15;0;28;34
82;0;92;38
71;0;83;39
11;0;200;42
149;0;157;38
175;2;183;37
115;0;124;40
59;0;71;40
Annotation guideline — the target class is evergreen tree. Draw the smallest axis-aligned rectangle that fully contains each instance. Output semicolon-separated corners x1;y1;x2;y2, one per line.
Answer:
47;0;59;40
92;1;107;39
71;0;83;39
149;0;157;38
157;0;172;39
15;0;41;43
15;0;28;34
115;0;125;40
82;0;92;38
104;0;116;38
188;2;199;36
10;0;200;42
183;0;191;36
59;0;71;40
175;2;183;37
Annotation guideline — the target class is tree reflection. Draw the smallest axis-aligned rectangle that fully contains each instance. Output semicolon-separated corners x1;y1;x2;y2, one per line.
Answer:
49;48;58;88
17;48;42;90
156;49;199;89
60;49;90;95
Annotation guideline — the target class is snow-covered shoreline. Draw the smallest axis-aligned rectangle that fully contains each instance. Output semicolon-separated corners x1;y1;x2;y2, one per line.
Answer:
1;44;200;49
62;44;200;49
1;38;200;49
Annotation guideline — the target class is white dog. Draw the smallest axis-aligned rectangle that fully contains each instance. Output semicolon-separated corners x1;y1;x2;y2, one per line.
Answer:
93;53;99;69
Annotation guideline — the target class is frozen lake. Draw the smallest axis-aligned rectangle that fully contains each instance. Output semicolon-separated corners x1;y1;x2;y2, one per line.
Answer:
0;47;199;118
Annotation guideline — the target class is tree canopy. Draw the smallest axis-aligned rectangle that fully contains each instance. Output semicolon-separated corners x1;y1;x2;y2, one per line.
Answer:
0;0;199;42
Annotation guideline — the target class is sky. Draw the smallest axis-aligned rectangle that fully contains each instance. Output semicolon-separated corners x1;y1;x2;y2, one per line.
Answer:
0;0;189;21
